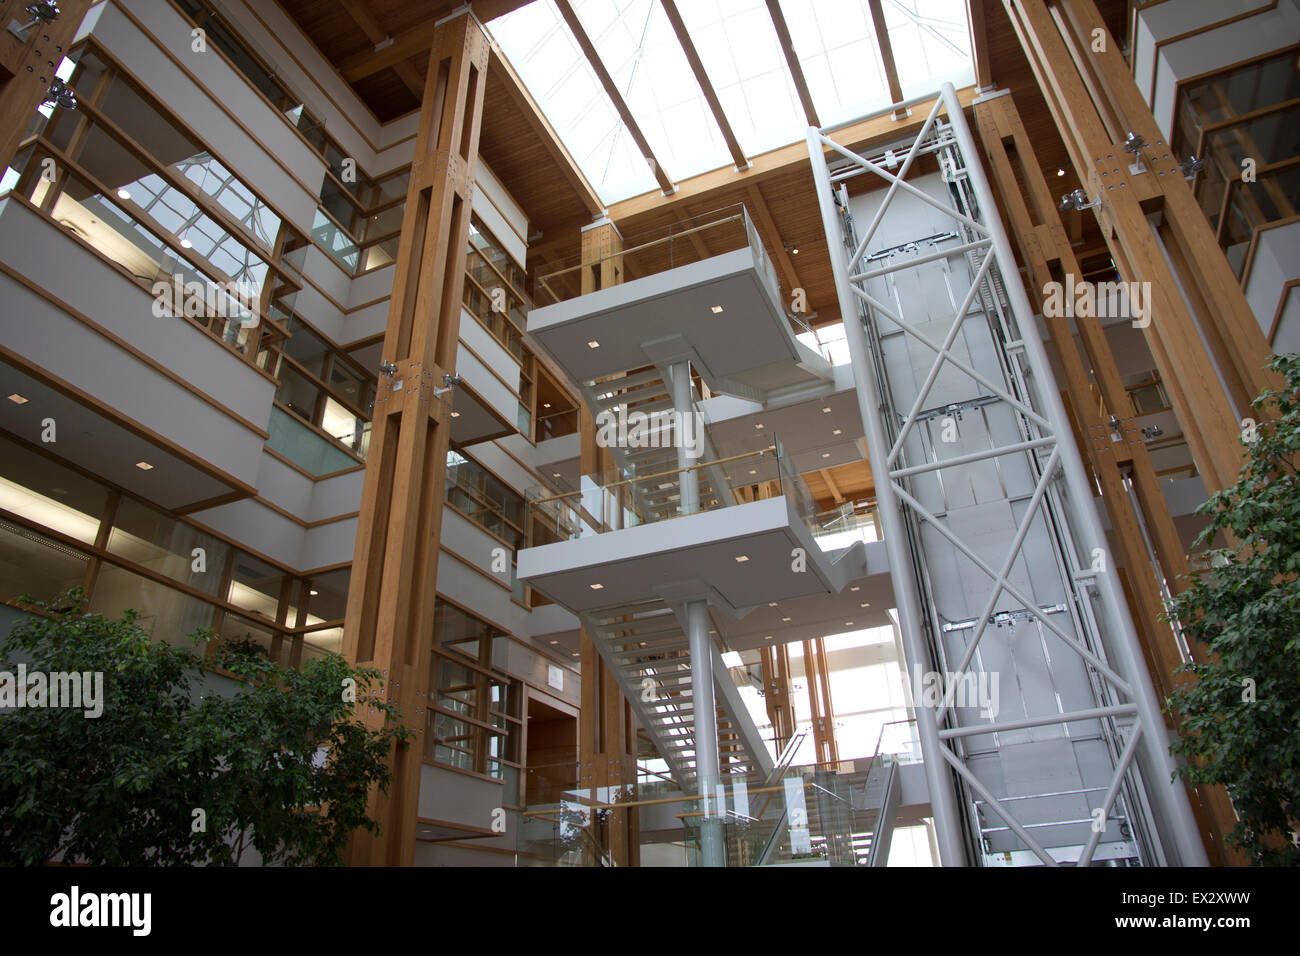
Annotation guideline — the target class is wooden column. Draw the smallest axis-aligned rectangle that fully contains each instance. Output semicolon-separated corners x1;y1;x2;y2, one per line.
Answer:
760;644;796;754
0;1;90;171
801;639;839;768
1002;0;1281;496
975;88;1243;866
342;12;489;867
575;219;639;865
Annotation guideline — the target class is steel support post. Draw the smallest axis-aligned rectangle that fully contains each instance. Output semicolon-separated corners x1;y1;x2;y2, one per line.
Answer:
687;599;724;866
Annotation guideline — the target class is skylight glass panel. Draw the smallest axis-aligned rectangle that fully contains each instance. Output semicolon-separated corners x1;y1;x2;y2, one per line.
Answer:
490;0;659;203
884;0;975;99
572;0;733;182
675;0;807;157
777;0;891;128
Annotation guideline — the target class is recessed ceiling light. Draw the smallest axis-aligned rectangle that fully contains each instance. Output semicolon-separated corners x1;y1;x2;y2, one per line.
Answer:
543;402;551;408
781;617;791;622
755;423;764;430
552;472;561;478
764;635;773;641
310;589;319;596
734;555;749;563
850;586;860;591
135;461;154;471
768;602;777;607
117;188;131;200
791;247;798;255
860;602;870;607
822;407;832;413
845;621;853;626
822;452;831;458
587;340;600;349
711;305;724;314
589;583;604;590
180;238;193;249
7;393;28;405
450;411;460;418
549;640;558;644
571;652;579;657
832;429;842;436
1057;168;1066;177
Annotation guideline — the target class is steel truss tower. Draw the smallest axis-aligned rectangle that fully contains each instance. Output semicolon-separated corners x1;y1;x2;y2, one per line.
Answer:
807;84;1207;867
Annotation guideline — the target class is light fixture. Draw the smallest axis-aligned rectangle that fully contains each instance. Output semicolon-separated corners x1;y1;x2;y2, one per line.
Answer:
822;407;832;413
587;340;600;349
768;602;777;607
821;452;831;458
7;393;28;405
748;469;757;475
781;617;791;622
542;402;551;408
1056;168;1066;177
844;621;853;627
755;423;764;430
1059;189;1100;212
117;188;131;201
711;305;724;314
589;583;604;590
42;77;76;111
180;238;193;249
548;640;558;645
850;586;860;592
1178;155;1206;179
860;602;870;608
552;472;561;478
1123;131;1146;155
832;429;842;436
571;652;579;657
310;589;319;596
449;411;460;418
764;635;773;641
784;242;799;255
734;555;749;563
135;461;154;471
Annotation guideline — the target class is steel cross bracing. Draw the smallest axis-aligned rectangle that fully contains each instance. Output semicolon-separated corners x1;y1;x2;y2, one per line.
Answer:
806;84;1208;866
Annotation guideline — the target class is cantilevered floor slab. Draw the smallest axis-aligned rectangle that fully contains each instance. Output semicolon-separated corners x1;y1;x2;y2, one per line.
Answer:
526;247;831;400
516;495;864;616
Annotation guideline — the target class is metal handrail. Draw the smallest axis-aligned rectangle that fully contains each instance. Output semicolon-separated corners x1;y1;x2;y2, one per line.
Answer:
527;445;777;507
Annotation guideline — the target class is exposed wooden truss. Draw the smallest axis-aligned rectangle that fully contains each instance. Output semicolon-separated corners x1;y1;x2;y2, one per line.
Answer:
660;0;748;171
867;0;906;117
336;0;425;98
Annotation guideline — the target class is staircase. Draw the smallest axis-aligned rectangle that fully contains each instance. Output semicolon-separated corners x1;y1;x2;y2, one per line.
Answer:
582;596;771;793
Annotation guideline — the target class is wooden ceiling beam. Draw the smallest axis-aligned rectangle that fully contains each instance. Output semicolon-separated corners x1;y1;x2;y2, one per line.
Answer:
967;0;994;90
488;47;605;218
765;0;820;128
336;0;424;98
820;469;843;504
867;0;906;117
553;0;676;196
744;182;803;297
660;0;748;171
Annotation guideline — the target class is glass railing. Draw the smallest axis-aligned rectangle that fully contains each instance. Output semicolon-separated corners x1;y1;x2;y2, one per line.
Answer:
812;500;881;552
524;432;816;543
533;203;802;335
515;754;896;867
266;405;363;476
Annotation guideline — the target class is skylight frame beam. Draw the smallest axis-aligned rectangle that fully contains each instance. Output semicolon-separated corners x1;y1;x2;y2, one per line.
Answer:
659;0;749;171
867;0;907;117
764;0;820;128
554;0;677;196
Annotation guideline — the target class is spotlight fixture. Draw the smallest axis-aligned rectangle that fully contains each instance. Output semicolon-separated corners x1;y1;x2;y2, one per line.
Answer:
1123;131;1146;155
42;77;76;111
310;589;319;596
1059;189;1100;212
434;373;461;398
13;1;60;36
1178;155;1206;179
379;360;398;378
783;242;799;255
1056;168;1066;177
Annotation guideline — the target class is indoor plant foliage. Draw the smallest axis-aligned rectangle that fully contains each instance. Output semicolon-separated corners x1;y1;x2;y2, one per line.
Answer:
0;591;405;866
1167;352;1300;865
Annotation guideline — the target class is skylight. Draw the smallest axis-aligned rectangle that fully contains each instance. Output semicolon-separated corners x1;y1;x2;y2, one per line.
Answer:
488;0;975;205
